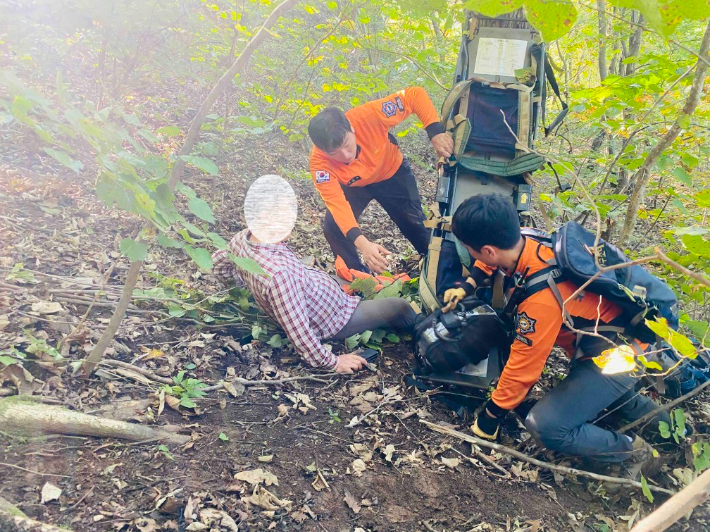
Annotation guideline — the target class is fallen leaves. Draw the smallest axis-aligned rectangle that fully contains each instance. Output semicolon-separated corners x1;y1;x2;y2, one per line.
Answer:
40;482;62;504
343;489;361;514
30;300;64;314
235;468;279;487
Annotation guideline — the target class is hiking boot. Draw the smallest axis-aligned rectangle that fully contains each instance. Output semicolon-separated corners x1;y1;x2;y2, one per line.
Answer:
622;435;662;481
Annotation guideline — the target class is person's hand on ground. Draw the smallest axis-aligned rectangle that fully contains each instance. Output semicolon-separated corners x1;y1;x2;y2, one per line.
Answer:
335;353;368;374
354;236;390;273
430;132;454;159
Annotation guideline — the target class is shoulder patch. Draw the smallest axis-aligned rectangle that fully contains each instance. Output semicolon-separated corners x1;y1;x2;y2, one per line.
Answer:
516;311;536;335
381;100;397;118
315;170;330;183
395;96;404;112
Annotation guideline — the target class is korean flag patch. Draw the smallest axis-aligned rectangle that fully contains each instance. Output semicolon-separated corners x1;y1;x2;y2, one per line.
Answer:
315;170;330;183
381;100;397;118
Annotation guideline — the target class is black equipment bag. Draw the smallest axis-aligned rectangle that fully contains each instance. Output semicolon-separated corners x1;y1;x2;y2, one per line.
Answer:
414;299;511;374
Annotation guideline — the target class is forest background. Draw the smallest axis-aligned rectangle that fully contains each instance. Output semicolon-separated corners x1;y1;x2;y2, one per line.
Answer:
1;0;710;531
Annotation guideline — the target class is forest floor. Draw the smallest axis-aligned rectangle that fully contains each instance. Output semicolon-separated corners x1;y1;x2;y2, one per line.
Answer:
1;129;709;532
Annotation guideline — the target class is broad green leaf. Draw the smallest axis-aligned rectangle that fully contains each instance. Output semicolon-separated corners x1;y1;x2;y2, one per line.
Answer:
349;277;378;298
185;245;213;270
207;232;227;249
157;125;181;137
374;279;403;299
119;238;148;262
695;189;710;208
167;303;187;317
645;318;671;340
181;155;219;176
0;355;17;366
345;334;361;350
229;253;267;276
43;147;83;173
671;167;693;187
360;330;372;344
693;442;710;472
156;233;184;249
668;331;698;359
640;475;654;503
267;334;285;348
464;0;523;17
386;333;400;343
524;0;578;41
681;234;710;257
188;197;215;224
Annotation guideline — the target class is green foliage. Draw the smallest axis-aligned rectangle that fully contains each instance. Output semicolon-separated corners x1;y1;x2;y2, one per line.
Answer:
640;474;654;503
163;371;207;409
692;441;710;472
157;445;174;461
5;263;36;285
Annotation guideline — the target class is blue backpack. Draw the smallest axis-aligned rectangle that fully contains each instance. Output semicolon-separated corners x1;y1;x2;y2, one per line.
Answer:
521;221;679;344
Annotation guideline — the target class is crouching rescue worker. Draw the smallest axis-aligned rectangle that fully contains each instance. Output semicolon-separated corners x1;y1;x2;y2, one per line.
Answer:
212;174;417;374
448;194;671;476
307;87;453;276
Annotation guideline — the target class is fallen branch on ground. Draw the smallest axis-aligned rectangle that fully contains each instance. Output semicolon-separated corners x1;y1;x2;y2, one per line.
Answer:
99;359;336;390
631;467;710;532
0;396;188;444
619;378;710;433
421;420;674;495
0;496;71;532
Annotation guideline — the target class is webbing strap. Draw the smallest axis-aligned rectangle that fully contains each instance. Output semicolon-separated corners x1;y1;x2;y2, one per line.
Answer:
424;236;443;311
491;270;507;311
544;53;569;137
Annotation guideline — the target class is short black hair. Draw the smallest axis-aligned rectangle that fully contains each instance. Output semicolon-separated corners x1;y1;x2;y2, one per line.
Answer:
308;107;352;152
451;194;521;251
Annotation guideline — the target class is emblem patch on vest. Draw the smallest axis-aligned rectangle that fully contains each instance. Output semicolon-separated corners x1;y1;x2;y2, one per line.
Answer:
315;170;330;183
516;311;536;335
381;100;397;117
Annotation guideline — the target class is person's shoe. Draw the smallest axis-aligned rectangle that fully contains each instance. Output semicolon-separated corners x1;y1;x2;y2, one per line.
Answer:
622;435;662;481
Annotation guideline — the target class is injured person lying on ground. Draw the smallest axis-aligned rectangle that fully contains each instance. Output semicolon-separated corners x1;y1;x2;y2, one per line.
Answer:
211;174;417;374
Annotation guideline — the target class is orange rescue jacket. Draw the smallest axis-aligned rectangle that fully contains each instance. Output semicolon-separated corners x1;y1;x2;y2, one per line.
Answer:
310;87;444;242
476;237;624;412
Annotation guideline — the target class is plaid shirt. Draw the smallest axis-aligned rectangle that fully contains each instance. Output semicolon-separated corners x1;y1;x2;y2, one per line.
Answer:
212;230;359;370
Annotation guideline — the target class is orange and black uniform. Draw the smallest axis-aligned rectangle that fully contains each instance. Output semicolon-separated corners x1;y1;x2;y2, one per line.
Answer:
310;87;444;271
476;235;669;462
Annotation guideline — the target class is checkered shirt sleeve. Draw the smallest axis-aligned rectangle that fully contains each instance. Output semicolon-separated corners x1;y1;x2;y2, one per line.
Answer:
268;270;339;371
211;249;245;288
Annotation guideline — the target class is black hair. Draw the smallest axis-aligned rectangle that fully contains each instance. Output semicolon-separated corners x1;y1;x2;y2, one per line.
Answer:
451;194;521;251
307;107;352;152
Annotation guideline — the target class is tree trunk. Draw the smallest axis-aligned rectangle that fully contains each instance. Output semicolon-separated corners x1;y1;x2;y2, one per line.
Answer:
619;20;710;247
0;396;189;444
597;0;608;82
79;0;300;376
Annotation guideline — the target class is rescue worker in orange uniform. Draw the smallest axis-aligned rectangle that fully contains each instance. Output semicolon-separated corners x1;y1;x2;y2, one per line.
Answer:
307;87;453;274
447;194;670;476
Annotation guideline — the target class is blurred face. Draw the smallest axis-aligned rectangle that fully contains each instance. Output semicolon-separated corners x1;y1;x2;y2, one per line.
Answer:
325;130;358;164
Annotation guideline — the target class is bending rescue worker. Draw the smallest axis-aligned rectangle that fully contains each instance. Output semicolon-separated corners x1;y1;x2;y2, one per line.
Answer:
308;87;453;275
448;194;671;476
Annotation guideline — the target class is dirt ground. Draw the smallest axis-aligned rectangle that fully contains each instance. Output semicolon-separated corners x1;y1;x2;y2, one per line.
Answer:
1;128;709;532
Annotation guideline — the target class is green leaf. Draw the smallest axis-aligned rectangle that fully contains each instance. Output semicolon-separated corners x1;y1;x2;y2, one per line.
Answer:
695;188;710;208
179;396;196;408
360;330;372;345
386;333;401;343
167;303;187;317
188;197;216;224
658;421;671;438
157;126;181;137
644;318;671;340
464;0;523;17
181;155;219;176
0;355;17;366
219;432;229;441
668;331;698;359
374;279;403;299
156;233;185;249
672;408;686;441
207;232;227;248
640;475;654;503
524;0;578;41
345;334;361;350
681;234;710;257
672;167;693;187
229;253;267;276
43;147;83;173
349;277;378;298
185;245;213;270
692;442;710;472
267;334;285;348
119;238;148;262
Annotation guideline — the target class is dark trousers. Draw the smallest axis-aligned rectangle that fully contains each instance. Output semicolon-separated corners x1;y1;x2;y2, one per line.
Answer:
323;159;430;272
525;358;671;463
330;298;417;341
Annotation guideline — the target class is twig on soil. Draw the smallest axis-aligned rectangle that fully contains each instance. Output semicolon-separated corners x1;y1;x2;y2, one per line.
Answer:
618;378;710;433
421;420;674;495
451;446;510;479
99;359;337;390
0;462;72;478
